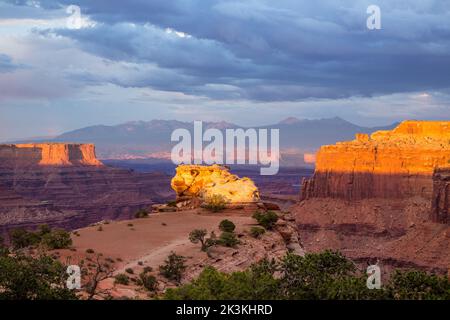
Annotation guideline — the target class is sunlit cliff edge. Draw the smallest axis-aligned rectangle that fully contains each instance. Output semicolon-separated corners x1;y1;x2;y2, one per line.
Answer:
0;143;103;166
301;121;450;207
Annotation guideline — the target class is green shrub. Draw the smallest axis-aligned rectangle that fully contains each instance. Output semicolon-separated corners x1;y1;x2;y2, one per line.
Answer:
204;194;228;212
9;226;72;250
86;248;95;254
134;209;149;219
217;232;239;247
125;268;134;274
41;229;72;249
159;252;187;284
139;273;158;292
0;254;78;300
9;228;40;249
114;274;130;285
252;211;278;230
143;266;153;273
219;219;236;233
250;226;266;238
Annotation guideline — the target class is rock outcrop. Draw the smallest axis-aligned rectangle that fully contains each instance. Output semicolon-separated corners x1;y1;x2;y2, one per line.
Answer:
171;164;260;203
294;121;450;274
432;169;450;224
301;121;450;201
0;143;173;234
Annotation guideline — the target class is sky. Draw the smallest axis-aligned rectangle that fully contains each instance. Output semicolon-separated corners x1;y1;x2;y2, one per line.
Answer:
0;0;450;141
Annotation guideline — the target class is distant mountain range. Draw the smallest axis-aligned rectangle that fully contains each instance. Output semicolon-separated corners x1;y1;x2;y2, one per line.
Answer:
12;117;398;165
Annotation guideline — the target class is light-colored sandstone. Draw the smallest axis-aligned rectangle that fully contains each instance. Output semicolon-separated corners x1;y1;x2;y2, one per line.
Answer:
171;164;260;203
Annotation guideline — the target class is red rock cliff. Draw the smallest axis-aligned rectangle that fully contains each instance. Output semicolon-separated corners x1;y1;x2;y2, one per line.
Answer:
301;121;450;201
432;168;450;224
0;143;103;166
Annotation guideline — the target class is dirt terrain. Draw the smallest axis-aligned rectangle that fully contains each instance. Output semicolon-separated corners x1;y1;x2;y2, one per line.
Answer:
56;209;295;299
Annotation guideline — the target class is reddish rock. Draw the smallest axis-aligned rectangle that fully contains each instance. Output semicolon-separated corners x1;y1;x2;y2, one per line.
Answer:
432;169;450;224
301;121;450;201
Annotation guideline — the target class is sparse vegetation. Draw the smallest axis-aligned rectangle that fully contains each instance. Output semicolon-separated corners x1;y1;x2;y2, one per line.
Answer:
203;194;228;212
97;226;103;232
252;211;278;230
114;274;130;285
217;231;239;247
219;219;236;233
0;253;77;300
189;229;208;251
159;252;187;284
9;225;72;250
164;250;450;300
125;268;134;274
138;272;158;292
86;248;95;254
250;226;266;238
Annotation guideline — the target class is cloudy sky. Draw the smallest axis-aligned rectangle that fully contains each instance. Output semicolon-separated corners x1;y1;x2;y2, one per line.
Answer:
0;0;449;140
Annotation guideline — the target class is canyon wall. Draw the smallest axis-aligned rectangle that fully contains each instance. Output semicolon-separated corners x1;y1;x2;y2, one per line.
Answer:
432;169;450;224
294;121;450;274
0;143;173;234
301;121;450;201
0;143;102;166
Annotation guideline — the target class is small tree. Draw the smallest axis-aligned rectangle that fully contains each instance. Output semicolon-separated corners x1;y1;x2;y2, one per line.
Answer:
204;194;227;212
139;272;158;292
219;219;236;232
9;228;40;249
41;229;72;249
253;211;279;230
189;229;208;251
159;252;187;284
0;236;9;257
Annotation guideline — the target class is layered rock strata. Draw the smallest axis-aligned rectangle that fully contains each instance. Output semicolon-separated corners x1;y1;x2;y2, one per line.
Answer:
294;121;450;274
0;143;172;234
301;121;450;201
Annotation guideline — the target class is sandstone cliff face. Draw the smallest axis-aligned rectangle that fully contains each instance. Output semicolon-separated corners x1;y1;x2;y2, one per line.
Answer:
0;144;173;233
171;164;260;203
301;121;450;201
0;143;102;166
432;169;450;224
294;121;450;274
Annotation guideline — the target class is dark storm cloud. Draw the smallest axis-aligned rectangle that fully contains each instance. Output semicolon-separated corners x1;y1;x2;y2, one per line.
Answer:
8;0;450;101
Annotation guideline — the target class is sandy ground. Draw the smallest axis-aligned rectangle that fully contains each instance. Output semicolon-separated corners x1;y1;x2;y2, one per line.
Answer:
67;211;256;273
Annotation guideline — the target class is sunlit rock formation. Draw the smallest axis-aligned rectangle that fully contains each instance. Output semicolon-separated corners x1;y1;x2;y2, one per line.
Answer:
301;121;450;201
294;121;450;274
171;164;260;203
0;143;172;233
0;143;102;166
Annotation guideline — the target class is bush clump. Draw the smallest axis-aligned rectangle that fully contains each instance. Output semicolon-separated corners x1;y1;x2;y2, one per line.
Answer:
159;252;187;284
114;274;130;285
139;273;158;292
203;194;228;212
252;211;279;230
9;225;72;250
164;250;450;300
219;219;236;233
217;232;239;247
250;226;266;238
